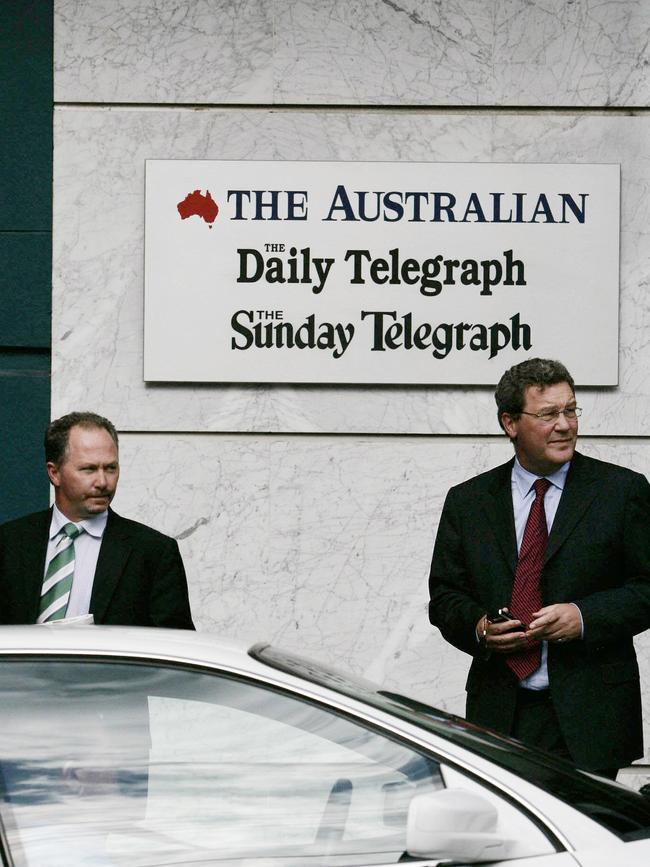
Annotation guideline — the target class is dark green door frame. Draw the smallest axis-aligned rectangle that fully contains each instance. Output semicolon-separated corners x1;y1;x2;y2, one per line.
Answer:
0;1;53;523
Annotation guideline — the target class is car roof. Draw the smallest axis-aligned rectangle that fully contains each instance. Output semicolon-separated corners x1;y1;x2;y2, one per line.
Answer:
0;624;259;673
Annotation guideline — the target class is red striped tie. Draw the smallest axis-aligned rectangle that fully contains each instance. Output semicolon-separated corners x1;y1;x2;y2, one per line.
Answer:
507;478;551;680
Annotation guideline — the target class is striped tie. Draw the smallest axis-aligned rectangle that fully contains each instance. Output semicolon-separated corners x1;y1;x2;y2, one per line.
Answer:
37;522;83;623
507;478;551;680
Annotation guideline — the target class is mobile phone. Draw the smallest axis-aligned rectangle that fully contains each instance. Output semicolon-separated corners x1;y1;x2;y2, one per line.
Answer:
488;608;527;630
487;607;511;624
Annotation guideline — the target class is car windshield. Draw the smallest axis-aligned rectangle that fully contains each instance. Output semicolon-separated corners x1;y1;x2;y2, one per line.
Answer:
251;642;650;841
0;656;447;867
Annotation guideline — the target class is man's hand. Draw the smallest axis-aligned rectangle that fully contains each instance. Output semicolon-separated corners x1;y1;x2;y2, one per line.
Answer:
476;613;529;653
526;603;582;643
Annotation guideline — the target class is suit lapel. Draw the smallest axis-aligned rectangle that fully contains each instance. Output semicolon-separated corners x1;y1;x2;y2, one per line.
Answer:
21;510;52;622
90;510;132;622
545;451;599;562
481;459;518;574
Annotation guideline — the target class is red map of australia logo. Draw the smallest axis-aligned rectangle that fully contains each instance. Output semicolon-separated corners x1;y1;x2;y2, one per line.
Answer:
177;189;219;228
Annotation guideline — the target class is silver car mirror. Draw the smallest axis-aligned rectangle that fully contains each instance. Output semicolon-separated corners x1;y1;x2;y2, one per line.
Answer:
406;788;514;862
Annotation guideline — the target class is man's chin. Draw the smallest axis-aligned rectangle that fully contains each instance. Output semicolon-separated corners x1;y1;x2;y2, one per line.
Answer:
546;443;576;467
551;441;576;457
82;499;111;516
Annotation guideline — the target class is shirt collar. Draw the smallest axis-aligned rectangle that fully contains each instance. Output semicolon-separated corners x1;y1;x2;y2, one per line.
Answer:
50;504;109;539
512;457;571;498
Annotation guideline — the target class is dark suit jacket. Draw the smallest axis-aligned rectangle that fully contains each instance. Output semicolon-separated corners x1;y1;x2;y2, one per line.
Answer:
0;508;194;629
429;451;650;771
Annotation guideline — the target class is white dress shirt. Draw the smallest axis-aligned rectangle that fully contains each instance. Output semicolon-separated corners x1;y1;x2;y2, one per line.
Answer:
45;505;109;617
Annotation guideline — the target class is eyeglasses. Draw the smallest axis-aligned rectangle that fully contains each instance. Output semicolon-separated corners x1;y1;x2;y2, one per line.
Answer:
519;407;582;423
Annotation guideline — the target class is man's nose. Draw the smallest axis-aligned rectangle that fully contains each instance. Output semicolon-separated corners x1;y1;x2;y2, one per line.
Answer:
554;411;571;430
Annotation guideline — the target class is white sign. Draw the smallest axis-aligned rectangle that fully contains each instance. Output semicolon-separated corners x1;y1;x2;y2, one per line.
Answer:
144;160;619;384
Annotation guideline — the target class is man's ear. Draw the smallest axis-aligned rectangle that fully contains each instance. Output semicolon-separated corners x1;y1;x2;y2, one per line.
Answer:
46;461;60;487
501;413;518;440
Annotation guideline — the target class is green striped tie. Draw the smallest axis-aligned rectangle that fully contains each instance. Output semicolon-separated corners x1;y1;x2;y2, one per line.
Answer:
37;522;83;623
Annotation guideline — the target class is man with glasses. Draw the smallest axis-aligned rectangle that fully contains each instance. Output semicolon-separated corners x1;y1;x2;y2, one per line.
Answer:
429;357;650;778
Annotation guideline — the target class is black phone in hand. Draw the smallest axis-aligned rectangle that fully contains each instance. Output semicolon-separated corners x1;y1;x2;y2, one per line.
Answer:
488;608;527;630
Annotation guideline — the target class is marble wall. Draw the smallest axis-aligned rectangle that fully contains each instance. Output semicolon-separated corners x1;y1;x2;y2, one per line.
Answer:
55;0;650;106
53;1;650;763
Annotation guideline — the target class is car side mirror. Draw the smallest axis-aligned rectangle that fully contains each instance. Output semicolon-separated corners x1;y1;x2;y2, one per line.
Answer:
406;788;514;862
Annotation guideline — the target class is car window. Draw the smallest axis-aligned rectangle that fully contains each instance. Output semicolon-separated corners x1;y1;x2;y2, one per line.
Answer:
0;659;444;867
253;642;650;840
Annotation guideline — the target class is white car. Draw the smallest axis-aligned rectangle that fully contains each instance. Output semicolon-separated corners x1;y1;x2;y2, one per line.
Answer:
0;625;649;867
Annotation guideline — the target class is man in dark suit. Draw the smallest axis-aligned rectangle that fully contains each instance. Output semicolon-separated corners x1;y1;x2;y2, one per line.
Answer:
429;358;650;777
0;411;194;628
